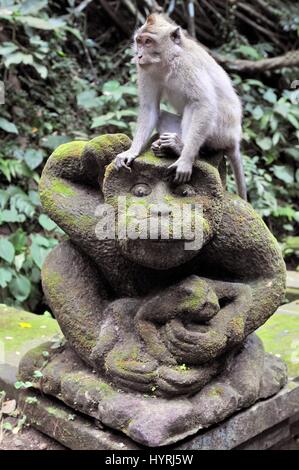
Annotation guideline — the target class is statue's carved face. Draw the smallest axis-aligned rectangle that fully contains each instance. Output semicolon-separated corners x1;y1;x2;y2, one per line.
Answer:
103;155;224;269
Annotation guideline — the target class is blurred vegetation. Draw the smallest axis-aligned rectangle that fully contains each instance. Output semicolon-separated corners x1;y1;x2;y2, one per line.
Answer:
0;0;298;311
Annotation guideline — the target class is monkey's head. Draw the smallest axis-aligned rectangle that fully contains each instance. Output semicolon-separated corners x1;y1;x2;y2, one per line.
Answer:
134;14;183;67
103;151;224;270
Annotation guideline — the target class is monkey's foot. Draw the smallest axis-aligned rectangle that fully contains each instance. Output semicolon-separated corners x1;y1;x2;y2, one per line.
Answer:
151;133;183;158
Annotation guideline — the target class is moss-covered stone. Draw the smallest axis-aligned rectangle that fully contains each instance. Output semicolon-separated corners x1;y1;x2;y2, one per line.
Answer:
51;141;87;161
51;178;76;197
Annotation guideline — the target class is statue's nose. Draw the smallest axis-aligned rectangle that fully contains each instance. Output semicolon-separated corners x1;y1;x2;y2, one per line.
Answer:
150;203;172;216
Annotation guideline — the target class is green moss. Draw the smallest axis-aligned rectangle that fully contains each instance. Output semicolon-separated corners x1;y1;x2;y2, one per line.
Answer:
46;406;68;420
229;315;245;337
51;141;87;161
43;270;63;292
207;386;224;398
180;282;206;312
139;151;164;166
51;178;76;197
40;178;96;231
175;364;190;372
89;133;129;153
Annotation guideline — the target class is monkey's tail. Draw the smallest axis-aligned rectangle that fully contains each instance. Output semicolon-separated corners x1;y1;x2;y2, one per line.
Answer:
226;145;247;201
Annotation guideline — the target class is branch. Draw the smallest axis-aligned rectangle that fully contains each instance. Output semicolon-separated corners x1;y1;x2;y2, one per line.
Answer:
215;50;299;73
98;0;131;35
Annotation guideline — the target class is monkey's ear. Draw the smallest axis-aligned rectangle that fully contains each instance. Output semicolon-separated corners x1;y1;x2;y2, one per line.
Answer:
170;27;181;45
146;14;156;26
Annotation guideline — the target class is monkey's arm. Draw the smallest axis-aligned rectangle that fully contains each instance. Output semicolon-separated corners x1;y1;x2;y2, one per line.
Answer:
115;74;161;170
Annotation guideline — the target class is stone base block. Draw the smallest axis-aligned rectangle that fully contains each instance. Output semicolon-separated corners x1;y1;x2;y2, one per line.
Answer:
17;334;287;447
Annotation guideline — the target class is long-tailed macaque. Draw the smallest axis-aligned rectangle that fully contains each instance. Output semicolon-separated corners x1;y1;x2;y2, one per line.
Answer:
115;13;247;200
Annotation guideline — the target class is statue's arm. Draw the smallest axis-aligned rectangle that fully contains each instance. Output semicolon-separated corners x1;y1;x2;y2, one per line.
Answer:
39;134;131;242
203;193;286;334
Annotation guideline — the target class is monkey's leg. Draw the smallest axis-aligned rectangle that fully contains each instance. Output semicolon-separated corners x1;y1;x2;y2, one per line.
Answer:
152;111;183;157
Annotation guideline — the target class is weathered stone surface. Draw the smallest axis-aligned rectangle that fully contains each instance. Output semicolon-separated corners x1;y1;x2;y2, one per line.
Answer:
257;300;299;380
17;391;139;450
175;381;299;450
0;307;295;450
19;334;287;447
16;133;287;446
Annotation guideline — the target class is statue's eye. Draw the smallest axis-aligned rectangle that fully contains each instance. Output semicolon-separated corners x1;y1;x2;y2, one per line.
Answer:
173;184;196;197
131;183;151;197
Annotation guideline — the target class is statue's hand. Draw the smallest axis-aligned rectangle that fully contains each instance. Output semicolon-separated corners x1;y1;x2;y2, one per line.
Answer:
115;149;138;171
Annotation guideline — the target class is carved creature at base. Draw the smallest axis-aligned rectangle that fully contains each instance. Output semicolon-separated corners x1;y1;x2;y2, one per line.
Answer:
19;134;287;446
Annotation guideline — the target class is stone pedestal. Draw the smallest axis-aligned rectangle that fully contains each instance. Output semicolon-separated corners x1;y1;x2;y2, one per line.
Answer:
0;304;298;450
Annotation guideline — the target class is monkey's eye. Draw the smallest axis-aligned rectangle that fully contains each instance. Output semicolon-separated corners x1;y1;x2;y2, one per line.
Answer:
145;38;153;46
172;184;196;197
131;183;151;197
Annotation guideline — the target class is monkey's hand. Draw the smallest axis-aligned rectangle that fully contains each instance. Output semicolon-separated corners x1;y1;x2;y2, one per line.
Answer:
168;157;193;183
115;149;138;171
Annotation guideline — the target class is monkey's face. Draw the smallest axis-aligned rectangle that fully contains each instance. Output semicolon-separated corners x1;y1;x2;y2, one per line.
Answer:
134;33;162;66
102;155;224;270
134;14;182;67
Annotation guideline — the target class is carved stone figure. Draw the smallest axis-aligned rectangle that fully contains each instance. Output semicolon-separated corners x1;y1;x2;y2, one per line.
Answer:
19;134;287;447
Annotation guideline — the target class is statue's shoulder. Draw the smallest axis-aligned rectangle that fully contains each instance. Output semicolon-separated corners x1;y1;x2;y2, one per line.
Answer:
211;192;282;259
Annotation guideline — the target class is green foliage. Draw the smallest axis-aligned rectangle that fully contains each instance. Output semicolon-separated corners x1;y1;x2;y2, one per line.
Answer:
226;76;299;248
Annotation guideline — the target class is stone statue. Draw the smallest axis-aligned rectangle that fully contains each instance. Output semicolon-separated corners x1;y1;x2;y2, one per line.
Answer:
19;134;287;447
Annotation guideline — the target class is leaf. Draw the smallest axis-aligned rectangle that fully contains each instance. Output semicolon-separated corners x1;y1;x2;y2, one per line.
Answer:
252;106;263;120
0;209;25;224
14;253;25;272
4;52;34;67
41;135;72;150
9;275;31;302
237;45;261;60
91;112;115;129
2;422;13;431
19;0;48;15
287;114;299;129
33;370;43;379
77;90;101;109
284;148;299;161
256;137;272;151
0;42;18;56
0;267;13;288
0;118;18;134
17;16;66;30
30;241;49;268
0;238;15;263
24;148;44;170
38;214;57;231
272;165;294;184
102;80;120;94
32;62;48;79
263;89;277;104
